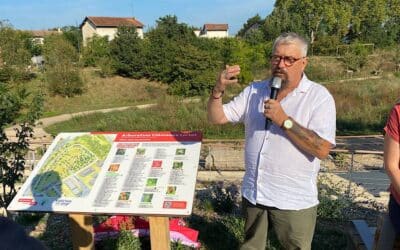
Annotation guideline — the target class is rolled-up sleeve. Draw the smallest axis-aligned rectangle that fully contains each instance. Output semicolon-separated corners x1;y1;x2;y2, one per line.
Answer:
308;88;336;146
223;86;251;124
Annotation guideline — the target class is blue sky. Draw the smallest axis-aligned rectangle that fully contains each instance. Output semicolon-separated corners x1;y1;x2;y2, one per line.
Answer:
0;0;275;35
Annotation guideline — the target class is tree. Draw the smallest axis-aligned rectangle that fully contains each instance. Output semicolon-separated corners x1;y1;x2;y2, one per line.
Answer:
144;15;197;83
61;26;82;53
43;35;84;97
167;44;219;96
261;0;400;50
0;24;32;82
0;83;43;209
263;2;307;41
82;35;110;67
110;26;144;78
339;43;370;71
237;14;265;38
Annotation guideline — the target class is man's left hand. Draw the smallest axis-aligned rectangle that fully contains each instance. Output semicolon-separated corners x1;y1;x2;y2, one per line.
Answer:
264;99;288;127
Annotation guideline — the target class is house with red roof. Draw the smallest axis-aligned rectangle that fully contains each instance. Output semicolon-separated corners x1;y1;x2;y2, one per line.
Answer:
198;23;229;38
80;16;144;46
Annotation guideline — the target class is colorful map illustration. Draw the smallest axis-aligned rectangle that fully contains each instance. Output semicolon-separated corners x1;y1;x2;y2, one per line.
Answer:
24;134;113;198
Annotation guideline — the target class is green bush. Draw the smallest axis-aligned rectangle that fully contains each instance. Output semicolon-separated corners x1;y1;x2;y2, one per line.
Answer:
82;35;110;67
0;84;43;208
311;35;341;56
45;66;84;97
111;26;145;79
339;43;370;72
195;181;240;214
97;230;141;250
43;35;84;97
0;26;34;83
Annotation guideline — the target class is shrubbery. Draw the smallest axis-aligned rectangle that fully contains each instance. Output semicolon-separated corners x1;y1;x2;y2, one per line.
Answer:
0;84;43;209
43;35;84;97
80;15;271;97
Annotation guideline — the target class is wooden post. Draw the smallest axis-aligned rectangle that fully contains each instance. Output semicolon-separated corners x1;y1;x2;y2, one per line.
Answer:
68;214;94;250
149;216;170;250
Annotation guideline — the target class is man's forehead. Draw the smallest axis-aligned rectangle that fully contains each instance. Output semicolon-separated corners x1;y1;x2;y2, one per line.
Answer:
274;43;302;54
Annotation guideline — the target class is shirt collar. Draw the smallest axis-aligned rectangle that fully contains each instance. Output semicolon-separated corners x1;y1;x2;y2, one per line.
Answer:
296;73;312;93
268;73;311;94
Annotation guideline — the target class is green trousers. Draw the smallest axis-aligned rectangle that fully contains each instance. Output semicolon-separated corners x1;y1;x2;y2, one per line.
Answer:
240;198;317;250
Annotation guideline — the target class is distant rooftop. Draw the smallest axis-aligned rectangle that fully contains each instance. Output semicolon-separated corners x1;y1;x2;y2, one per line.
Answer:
203;24;229;31
81;16;144;28
30;30;60;37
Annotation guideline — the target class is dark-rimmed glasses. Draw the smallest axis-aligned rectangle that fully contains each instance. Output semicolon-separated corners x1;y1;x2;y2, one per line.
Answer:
270;55;305;67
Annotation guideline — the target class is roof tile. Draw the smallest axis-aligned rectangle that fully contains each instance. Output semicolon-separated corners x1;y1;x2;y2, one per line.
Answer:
203;24;228;31
85;16;144;28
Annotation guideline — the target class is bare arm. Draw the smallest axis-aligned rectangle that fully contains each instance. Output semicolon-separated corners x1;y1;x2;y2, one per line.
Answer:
264;99;333;159
207;91;229;124
284;118;333;159
384;133;400;194
207;65;240;124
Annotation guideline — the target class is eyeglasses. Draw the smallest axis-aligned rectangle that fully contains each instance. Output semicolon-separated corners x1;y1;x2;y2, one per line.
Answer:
270;55;305;66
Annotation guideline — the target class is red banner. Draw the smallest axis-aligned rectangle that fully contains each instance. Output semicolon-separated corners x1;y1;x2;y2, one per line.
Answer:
114;131;202;142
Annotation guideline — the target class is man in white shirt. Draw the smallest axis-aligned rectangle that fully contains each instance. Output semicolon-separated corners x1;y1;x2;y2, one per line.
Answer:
207;32;336;250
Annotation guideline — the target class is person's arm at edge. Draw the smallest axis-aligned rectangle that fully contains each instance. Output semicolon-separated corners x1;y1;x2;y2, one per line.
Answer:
384;133;400;195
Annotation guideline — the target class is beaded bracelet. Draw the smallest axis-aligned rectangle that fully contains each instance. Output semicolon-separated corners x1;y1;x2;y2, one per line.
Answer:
211;88;224;99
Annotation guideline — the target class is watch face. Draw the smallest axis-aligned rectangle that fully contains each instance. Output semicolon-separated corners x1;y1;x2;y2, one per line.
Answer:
284;119;293;129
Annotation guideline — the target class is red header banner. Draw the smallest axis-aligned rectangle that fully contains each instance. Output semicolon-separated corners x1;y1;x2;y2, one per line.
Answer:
114;131;202;142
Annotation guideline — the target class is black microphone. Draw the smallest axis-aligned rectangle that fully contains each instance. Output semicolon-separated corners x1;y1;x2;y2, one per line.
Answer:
265;77;282;130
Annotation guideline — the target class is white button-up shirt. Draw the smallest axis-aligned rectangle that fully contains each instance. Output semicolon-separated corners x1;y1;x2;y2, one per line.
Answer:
223;75;336;210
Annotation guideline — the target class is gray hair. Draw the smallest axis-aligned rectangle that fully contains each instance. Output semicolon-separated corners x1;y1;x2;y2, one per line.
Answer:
272;32;308;57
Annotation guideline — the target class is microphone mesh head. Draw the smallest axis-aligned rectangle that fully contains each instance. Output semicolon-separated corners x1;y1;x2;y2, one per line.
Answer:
271;77;282;89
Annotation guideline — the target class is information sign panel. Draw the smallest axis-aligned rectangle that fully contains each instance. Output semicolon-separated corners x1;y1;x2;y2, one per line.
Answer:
8;131;202;216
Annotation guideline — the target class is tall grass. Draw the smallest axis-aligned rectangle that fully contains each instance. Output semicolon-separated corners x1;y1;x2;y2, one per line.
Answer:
45;95;245;139
39;69;167;117
45;74;400;137
39;51;400;137
326;75;400;135
46;75;400;138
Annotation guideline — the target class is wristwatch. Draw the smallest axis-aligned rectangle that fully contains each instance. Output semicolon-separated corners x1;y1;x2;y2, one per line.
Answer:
282;117;293;130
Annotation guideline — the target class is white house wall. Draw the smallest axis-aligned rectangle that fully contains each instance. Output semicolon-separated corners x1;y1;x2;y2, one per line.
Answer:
201;30;228;38
82;22;97;46
94;27;119;40
82;21;144;46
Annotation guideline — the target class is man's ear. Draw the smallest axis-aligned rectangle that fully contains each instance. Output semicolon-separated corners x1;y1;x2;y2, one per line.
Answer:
301;57;308;69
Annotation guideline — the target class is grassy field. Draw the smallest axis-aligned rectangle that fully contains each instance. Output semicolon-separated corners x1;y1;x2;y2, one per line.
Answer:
326;74;400;135
20;54;398;137
44;74;400;138
32;68;167;117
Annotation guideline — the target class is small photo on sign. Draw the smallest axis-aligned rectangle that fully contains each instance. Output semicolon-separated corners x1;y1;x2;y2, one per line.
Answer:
118;192;130;201
108;164;120;172
151;160;162;168
136;148;146;155
166;186;177;195
146;178;158;187
172;161;183;170
116;148;126;155
175;148;186;155
141;193;153;203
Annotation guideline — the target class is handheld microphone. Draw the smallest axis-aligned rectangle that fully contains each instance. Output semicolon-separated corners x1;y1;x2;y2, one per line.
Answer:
265;77;282;130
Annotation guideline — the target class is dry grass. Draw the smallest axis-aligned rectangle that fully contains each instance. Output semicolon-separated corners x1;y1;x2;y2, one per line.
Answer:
42;68;167;117
326;74;400;135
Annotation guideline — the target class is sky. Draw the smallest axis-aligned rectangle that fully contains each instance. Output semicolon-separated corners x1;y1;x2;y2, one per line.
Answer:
0;0;275;35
